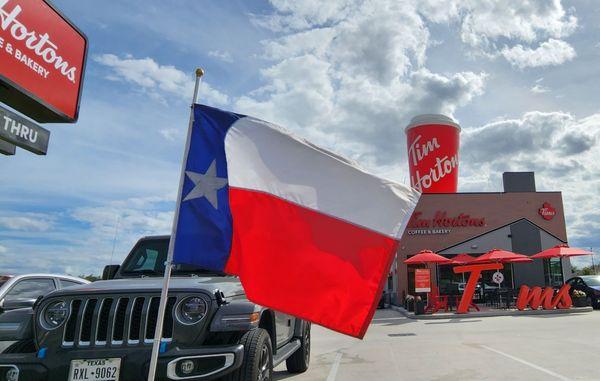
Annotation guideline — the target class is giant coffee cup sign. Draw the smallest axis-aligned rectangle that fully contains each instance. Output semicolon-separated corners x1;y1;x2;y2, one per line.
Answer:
405;114;461;193
0;0;87;123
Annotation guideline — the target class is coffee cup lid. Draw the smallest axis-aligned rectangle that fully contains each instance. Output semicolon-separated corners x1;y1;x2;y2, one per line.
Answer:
405;114;461;132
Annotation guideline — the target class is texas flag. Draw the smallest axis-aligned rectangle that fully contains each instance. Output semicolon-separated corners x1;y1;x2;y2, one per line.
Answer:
173;104;420;338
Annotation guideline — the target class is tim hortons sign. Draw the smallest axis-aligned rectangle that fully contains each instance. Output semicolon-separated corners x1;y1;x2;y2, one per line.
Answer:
0;0;87;123
408;211;485;227
407;211;485;235
538;202;556;221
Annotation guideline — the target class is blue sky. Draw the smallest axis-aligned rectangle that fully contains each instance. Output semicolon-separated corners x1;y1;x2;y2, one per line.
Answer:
1;0;599;275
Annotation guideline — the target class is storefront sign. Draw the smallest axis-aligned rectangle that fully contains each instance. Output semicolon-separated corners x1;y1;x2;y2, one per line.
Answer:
538;202;556;221
0;138;15;155
0;103;49;154
408;211;486;229
407;228;450;235
414;268;431;293
0;0;87;123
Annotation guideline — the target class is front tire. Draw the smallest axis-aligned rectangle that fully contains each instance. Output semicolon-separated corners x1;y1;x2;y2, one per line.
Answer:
286;322;311;373
225;328;273;381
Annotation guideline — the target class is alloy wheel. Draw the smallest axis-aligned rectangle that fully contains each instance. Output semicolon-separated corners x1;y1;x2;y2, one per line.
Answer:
257;341;271;381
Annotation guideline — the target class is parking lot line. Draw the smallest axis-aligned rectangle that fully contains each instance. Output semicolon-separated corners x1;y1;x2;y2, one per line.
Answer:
371;317;406;321
326;352;343;381
479;345;572;381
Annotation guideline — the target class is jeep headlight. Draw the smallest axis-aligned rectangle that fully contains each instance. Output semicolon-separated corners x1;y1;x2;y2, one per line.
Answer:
177;297;207;324
42;301;69;329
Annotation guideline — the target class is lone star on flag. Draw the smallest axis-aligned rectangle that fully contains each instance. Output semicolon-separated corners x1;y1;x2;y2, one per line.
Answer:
183;160;228;209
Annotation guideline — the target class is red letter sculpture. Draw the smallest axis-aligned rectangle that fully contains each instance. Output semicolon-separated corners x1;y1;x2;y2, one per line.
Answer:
453;263;503;314
516;284;572;310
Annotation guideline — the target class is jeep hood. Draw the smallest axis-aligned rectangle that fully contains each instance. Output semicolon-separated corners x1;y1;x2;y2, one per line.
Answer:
49;277;245;298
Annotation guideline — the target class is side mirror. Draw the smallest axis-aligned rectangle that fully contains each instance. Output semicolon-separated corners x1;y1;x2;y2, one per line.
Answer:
1;298;36;311
102;265;120;280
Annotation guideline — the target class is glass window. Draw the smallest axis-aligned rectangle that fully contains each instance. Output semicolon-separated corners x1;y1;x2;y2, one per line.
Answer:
582;276;600;287
59;279;83;288
4;278;55;301
543;258;563;287
119;238;228;278
120;239;169;276
133;248;159;271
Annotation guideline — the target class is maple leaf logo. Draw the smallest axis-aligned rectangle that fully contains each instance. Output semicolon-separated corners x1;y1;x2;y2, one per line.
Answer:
538;202;556;221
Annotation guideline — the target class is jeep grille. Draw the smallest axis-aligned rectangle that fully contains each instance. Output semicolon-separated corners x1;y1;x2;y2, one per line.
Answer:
62;296;177;347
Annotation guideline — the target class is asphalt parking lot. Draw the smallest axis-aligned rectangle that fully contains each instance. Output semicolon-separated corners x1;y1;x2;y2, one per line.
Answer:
274;309;599;381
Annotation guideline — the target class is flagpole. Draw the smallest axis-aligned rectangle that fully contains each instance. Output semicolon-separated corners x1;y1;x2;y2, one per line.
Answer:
147;68;204;381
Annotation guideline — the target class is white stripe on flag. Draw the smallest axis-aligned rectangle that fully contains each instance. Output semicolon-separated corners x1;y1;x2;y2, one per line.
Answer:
225;117;420;238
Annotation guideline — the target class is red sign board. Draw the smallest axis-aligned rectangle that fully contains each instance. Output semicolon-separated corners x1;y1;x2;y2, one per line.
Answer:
538;202;556;221
0;0;87;123
415;268;431;293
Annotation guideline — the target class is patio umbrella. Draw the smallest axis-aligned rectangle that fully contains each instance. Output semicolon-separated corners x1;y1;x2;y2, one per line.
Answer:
472;248;532;264
405;251;450;309
448;253;477;283
531;244;593;259
473;249;532;289
531;244;592;286
404;250;451;264
449;253;477;265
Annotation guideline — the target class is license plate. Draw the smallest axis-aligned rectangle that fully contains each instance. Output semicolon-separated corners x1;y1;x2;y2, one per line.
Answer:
69;358;121;381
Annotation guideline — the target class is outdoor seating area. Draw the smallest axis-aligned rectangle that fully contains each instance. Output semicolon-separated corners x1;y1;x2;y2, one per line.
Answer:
403;245;593;316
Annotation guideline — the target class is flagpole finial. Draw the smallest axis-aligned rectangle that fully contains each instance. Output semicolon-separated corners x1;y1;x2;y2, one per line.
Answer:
196;68;205;78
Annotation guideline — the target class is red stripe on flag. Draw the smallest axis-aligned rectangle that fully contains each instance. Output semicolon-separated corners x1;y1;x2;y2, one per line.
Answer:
224;187;398;338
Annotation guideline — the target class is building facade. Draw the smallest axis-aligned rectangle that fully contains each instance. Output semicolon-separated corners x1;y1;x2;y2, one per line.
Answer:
390;172;570;303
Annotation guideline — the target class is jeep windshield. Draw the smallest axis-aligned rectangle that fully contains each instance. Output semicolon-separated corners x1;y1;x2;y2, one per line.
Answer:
119;238;227;278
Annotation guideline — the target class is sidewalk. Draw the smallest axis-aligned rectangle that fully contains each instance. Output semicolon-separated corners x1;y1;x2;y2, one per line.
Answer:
390;304;594;319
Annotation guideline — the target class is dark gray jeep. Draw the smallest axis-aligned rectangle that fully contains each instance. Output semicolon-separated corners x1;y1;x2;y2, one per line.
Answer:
0;236;311;381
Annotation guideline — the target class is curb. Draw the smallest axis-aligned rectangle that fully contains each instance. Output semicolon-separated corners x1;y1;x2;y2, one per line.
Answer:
390;305;594;320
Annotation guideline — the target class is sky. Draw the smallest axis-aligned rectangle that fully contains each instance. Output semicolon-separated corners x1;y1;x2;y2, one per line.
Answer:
0;0;599;276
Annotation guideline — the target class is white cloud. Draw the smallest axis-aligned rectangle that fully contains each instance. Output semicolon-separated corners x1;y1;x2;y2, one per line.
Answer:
238;0;487;168
208;50;233;63
417;0;577;67
250;0;359;32
159;128;182;141
456;0;577;47
502;39;576;69
460;111;600;251
71;197;173;243
531;84;550;93
0;245;7;254
0;213;54;231
94;54;229;106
